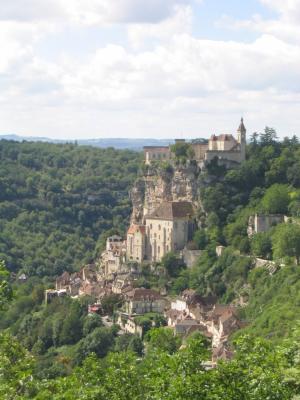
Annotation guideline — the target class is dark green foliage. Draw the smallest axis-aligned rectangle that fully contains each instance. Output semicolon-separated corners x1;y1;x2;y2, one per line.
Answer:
272;223;300;265
251;232;273;259
114;333;144;356
82;313;103;336
161;252;186;277
193;229;207;249
76;326;116;362
261;184;290;214
0;260;12;309
101;293;123;315
145;327;181;354
2;333;295;399
0;140;141;276
170;141;194;162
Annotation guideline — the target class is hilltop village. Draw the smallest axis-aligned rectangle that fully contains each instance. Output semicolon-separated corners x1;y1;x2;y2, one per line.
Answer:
46;119;250;363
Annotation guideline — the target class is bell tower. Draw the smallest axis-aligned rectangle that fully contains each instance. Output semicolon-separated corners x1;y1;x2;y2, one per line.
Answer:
237;118;246;162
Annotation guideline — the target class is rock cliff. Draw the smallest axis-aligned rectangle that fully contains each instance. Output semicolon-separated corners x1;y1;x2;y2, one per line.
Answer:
130;162;202;224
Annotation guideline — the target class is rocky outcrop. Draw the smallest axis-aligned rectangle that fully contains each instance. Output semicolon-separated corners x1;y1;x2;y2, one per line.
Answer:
130;162;202;224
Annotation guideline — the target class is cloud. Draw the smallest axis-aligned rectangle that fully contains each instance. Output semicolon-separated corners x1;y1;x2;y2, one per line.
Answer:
0;0;299;139
127;5;193;49
0;0;192;25
260;0;300;23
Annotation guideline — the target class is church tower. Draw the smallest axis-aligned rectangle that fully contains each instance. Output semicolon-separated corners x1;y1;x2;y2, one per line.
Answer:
237;118;246;162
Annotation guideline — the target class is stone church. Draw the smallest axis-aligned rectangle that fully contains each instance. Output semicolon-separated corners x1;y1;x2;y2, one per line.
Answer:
127;201;194;263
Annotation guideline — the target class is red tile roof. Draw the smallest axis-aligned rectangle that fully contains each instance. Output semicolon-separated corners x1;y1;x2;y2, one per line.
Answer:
127;225;146;235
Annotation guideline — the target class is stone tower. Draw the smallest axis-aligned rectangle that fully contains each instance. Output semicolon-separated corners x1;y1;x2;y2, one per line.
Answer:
237;118;246;162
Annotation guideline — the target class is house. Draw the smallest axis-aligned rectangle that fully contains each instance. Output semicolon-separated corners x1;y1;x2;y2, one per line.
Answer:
203;118;246;165
145;201;195;262
124;288;165;315
45;289;67;304
112;277;133;294
144;146;171;165
88;303;102;314
117;313;143;337
247;213;285;237
17;273;27;282
101;235;126;275
126;225;146;262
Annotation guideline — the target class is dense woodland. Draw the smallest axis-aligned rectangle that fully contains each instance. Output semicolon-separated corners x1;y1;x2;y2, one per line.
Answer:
0;141;142;276
1;132;300;398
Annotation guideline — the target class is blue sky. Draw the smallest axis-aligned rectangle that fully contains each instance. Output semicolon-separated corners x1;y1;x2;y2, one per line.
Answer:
0;0;299;139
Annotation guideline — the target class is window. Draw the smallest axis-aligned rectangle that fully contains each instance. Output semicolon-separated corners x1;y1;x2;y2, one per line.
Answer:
158;224;161;230
150;224;152;229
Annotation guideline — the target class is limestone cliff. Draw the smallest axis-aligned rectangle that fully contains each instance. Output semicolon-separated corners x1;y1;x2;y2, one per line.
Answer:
130;162;202;224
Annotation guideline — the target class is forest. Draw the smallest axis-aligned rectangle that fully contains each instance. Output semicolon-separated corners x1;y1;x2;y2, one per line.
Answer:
0;140;142;276
1;133;300;399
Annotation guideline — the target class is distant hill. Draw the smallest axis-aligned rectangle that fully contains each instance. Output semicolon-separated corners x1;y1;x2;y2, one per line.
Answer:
0;134;176;151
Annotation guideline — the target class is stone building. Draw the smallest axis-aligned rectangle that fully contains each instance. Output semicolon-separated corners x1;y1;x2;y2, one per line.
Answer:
247;213;285;237
143;118;246;167
144;146;171;165
126;201;195;263
101;235;126;275
204;118;246;165
123;288;165;314
145;201;194;262
126;225;146;262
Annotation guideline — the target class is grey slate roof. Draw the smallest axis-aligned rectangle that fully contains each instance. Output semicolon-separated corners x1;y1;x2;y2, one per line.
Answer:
146;201;194;221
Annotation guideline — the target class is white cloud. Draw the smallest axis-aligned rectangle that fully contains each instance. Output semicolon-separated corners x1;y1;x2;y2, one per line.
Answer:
0;0;192;25
0;0;299;139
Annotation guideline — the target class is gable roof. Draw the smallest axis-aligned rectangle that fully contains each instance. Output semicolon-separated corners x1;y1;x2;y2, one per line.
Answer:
125;288;163;301
146;201;194;221
127;225;146;235
210;134;236;142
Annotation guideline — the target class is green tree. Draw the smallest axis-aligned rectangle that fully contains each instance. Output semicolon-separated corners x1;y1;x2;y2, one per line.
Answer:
261;184;290;214
0;260;12;310
146;327;181;354
251;232;272;259
161;252;186;277
273;223;300;265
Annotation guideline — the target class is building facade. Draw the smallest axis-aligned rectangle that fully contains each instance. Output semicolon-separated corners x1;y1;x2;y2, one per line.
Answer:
126;225;146;262
143;118;246;167
145;201;194;262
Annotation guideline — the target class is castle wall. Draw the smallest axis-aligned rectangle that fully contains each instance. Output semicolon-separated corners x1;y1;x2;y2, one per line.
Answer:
127;231;145;262
192;143;208;161
144;147;171;165
205;150;243;164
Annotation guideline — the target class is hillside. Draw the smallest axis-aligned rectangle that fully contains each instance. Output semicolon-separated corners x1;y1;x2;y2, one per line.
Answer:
0;136;176;151
1;132;300;398
0;140;142;276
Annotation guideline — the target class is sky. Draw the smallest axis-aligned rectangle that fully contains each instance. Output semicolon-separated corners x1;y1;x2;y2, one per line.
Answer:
0;0;300;140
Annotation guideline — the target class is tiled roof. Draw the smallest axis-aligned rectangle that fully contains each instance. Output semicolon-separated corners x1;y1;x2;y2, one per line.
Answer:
146;201;194;220
210;134;236;142
125;288;162;301
127;225;146;235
